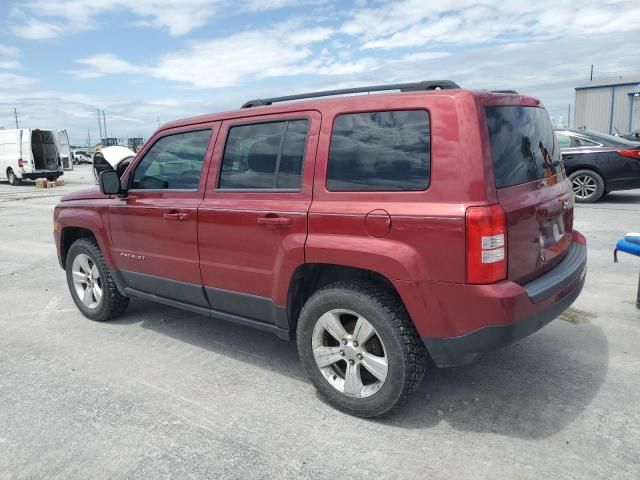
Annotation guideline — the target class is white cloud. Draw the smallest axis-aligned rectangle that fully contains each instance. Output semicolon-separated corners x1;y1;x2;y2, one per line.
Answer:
400;52;451;62
11;0;224;38
0;72;38;89
9;0;327;38
68;53;143;79
150;30;316;88
0;44;21;69
342;0;640;49
11;18;63;40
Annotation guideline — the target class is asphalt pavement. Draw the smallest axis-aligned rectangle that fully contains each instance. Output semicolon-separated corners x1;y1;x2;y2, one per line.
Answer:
1;166;639;479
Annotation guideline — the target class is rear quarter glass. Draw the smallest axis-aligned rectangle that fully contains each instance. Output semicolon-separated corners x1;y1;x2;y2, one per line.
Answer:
485;106;562;188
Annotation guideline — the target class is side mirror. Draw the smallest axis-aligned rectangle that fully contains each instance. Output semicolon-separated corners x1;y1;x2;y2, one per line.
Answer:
99;170;123;195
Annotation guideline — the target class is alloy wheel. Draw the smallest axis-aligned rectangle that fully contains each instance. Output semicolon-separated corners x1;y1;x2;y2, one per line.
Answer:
572;174;597;200
311;309;388;398
71;253;103;309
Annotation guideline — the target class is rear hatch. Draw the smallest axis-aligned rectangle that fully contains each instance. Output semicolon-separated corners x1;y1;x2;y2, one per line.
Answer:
485;105;573;285
31;129;60;171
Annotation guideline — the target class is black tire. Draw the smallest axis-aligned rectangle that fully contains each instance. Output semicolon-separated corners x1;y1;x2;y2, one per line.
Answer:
569;169;604;203
297;281;427;417
65;238;129;322
7;168;20;186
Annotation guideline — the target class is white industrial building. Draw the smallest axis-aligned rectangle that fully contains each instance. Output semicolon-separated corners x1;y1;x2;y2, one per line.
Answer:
574;76;640;135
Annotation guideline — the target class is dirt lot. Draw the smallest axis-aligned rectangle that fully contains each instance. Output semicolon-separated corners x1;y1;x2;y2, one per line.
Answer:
1;166;639;479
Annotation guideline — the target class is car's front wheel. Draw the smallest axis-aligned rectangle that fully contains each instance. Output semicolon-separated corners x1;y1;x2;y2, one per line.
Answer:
570;169;605;203
297;281;427;417
66;238;129;321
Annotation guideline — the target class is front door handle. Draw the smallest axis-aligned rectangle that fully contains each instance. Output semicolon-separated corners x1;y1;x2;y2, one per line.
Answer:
257;215;293;227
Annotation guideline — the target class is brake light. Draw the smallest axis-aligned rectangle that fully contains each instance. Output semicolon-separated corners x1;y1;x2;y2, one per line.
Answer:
466;204;507;284
18;158;24;168
617;149;640;159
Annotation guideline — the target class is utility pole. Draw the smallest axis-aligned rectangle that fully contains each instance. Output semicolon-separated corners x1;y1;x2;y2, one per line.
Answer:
14;108;19;129
86;129;91;148
567;104;571;129
590;64;594;81
97;108;103;142
102;110;108;139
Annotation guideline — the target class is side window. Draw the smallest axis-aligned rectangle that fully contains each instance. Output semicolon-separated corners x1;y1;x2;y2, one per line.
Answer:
219;119;309;190
131;129;212;190
327;110;430;191
555;133;572;149
573;136;599;147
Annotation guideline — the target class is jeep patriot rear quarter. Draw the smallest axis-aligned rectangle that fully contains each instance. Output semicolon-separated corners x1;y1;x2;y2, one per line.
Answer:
54;80;586;417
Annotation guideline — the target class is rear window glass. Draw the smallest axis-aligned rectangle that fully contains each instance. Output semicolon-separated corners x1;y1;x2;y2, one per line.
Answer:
219;119;309;190
577;131;638;147
485;106;562;188
327;110;430;191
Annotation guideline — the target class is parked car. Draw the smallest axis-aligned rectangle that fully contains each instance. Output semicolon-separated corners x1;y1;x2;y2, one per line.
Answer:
554;128;640;202
72;150;92;165
0;128;64;185
54;81;587;417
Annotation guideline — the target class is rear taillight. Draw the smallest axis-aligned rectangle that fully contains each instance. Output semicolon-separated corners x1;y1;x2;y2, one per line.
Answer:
617;149;640;159
17;158;24;168
466;204;507;284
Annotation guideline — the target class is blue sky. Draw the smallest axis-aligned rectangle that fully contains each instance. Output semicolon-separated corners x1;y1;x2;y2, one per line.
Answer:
1;0;639;145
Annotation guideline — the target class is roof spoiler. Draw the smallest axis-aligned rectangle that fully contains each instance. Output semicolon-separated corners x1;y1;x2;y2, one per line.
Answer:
241;80;461;108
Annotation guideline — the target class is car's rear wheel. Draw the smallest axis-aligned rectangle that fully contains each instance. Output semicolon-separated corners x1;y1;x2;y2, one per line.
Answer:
570;169;604;203
7;168;20;186
66;238;129;321
297;281;427;417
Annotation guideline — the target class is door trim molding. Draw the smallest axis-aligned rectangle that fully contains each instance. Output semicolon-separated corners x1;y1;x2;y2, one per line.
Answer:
119;269;290;337
121;270;209;307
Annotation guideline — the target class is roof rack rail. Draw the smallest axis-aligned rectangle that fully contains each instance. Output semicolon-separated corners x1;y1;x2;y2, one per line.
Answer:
491;89;518;94
241;80;461;108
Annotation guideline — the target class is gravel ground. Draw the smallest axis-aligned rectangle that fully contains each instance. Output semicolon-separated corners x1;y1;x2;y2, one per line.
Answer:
1;166;639;479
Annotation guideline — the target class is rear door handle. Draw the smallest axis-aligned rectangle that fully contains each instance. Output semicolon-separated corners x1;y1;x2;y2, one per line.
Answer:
163;210;190;221
163;212;180;221
257;215;293;227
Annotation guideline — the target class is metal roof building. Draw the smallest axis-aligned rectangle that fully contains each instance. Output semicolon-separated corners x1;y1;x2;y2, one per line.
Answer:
574;76;640;134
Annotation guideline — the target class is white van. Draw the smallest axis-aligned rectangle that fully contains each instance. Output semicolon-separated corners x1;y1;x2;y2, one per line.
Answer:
0;129;66;185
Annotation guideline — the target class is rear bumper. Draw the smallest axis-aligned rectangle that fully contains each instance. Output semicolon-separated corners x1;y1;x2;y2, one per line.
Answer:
21;171;63;180
411;231;587;367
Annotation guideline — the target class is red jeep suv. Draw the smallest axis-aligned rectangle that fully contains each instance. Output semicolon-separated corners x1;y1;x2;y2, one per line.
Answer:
54;80;587;417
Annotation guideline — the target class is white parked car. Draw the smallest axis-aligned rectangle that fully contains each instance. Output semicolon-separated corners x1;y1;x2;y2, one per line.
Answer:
0;128;66;185
72;150;92;165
